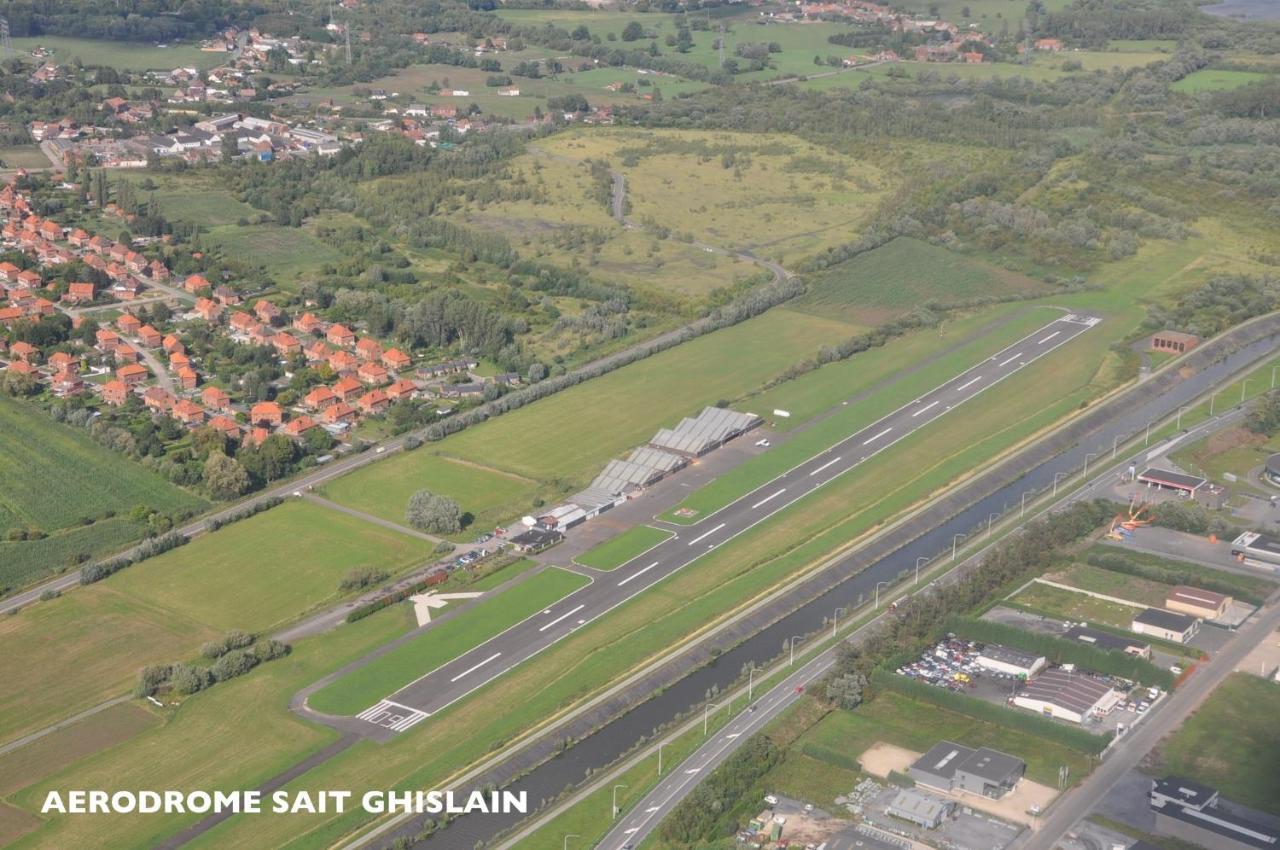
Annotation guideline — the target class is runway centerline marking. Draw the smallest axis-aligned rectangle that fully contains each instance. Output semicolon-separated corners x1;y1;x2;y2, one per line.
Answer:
687;523;725;547
538;604;585;632
809;456;842;476
863;427;892;446
617;561;660;587
449;652;501;683
751;488;786;509
998;353;1021;367
1038;331;1060;344
956;376;982;392
912;400;939;418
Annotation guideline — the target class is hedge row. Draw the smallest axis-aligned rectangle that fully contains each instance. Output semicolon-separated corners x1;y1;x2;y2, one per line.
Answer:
347;570;449;623
944;615;1174;689
872;669;1111;755
79;531;187;585
1084;549;1271;606
206;496;283;533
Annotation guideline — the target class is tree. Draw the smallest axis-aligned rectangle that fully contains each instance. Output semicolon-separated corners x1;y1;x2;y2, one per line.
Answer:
406;490;462;534
825;671;868;709
621;21;645;42
204;451;251;499
1246;389;1280;435
527;362;547;383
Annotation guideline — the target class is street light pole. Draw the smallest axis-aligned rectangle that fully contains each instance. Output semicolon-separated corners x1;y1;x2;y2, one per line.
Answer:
874;581;889;609
832;607;847;639
1112;434;1120;459
703;701;723;735
787;636;804;666
1084;452;1097;479
1053;471;1067;497
564;834;578;850
915;556;928;585
1241;378;1251;405
1210;391;1220;416
612;784;628;818
987;512;999;538
747;665;757;701
952;533;966;561
1176;405;1190;430
658;741;669;775
1145;421;1153;445
1021;491;1031;518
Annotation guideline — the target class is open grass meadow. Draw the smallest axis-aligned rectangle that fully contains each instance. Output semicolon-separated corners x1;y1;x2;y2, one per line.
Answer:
0;145;53;171
1009;581;1141;629
0;516;148;593
10;36;223;71
321;451;541;536
575;525;672;570
790;237;1048;324
1155;673;1280;815
0;703;159;797
308;566;590;715
0;585;218;745
1172;68;1275;92
1049;563;1173;608
435;307;858;484
107;500;427;633
1085;545;1277;604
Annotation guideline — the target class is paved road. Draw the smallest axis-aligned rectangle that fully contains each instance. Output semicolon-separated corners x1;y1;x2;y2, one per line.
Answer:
334;314;1098;735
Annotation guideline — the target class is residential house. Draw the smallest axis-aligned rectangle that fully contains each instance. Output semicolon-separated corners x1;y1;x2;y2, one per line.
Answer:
382;347;411;371
322;402;358;425
332;375;363;402
272;332;301;357
386;378;417;401
250;400;283;426
64;281;96;304
354;337;382;361
283;415;318;438
194;297;223;321
143;386;175;412
102;379;130;405
329;350;358;374
116;363;149;385
137;324;163;348
116;313;143;335
357;361;389;385
357;388;391;415
326;323;355;347
162;334;185;355
172;399;206;426
295;312;324;335
201;385;232;411
254;299;282;325
184;273;212;293
208;414;241;441
304;385;339;409
176;366;199;390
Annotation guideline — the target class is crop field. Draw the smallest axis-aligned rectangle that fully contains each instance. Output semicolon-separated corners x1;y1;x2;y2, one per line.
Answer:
114;173;260;229
436;307;858;484
0;585;218;745
788;689;1093;788
322;451;540;538
0;702;159;797
532;128;890;265
576;525;673;570
1172;68;1274;92
790;237;1048;324
9;36;223;71
1009;582;1140;629
0;516;148;593
307;567;590;715
0;396;206;537
1155;673;1280;814
107;500;427;633
9;608;415;850
1048;563;1173;608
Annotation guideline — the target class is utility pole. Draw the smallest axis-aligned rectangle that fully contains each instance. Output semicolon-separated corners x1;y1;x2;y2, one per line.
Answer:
717;23;725;68
344;23;352;65
0;18;12;59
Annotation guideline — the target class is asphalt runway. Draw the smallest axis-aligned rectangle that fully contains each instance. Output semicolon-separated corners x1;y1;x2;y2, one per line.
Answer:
353;313;1100;734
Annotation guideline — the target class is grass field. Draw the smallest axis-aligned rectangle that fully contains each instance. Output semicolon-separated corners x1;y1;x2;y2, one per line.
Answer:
1169;426;1277;496
435;307;858;484
575;525;672;570
321;452;540;539
107;500;427;633
1172;68;1274;92
1155;673;1280;814
1049;563;1172;608
0;145;53;170
0;702;158;797
1010;581;1141;629
0;585;218;745
10;36;223;71
790;237;1047;324
1085;545;1277;604
203;223;345;284
308;567;590;715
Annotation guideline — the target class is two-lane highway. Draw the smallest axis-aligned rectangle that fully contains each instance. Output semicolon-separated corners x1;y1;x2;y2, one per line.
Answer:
339;314;1099;734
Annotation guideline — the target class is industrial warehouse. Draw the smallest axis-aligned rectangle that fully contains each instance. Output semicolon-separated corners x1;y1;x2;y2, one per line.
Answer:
1011;669;1121;724
1231;530;1280;567
1062;625;1152;659
908;742;1026;799
1150;778;1280;850
1131;607;1200;644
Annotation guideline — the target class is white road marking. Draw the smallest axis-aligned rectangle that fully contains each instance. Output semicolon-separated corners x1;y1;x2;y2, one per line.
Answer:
751;488;786;509
685;768;700;774
998;353;1021;367
809;456;842;476
538;604;585;632
863;427;892;446
912;400;939;417
1037;330;1060;344
449;652;501;683
687;523;725;547
645;806;661;813
956;376;982;391
617;560;660;586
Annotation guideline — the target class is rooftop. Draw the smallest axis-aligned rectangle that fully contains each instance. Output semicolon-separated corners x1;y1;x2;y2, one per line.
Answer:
1137;467;1207;491
1016;669;1116;715
1133;607;1199;632
1063;625;1149;654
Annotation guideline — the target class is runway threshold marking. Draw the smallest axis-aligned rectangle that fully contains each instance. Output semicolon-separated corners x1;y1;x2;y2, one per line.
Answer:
809;456;842;476
1038;330;1060;344
912;400;939;417
687;523;725;547
538;604;585;632
863;427;892;446
751;488;786;509
450;652;501;683
618;561;660;586
998;353;1021;367
956;376;982;392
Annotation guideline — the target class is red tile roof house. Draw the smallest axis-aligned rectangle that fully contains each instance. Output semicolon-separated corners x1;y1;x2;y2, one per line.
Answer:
51;370;84;397
0;261;20;283
47;351;78;374
208;414;241;441
326;323;355;347
303;340;331;364
201;386;232;411
332;375;363;402
108;243;129;263
245;426;272;447
143;386;175;412
169;351;192;370
250;400;283;427
386;378;418;401
357;361;389;385
137;324;163;348
254;299;282;324
194;297;223;321
304;385;338;409
172;399;206;426
162;334;185;355
213;285;240;305
102;379;130;405
357;388;391;415
87;235;111;254
38;219;62;241
271;332;301;357
114;343;140;364
0;307;22;327
6;359;37;377
96;328;121;352
228;311;260;335
176;366;199;390
63;281;96;304
68;228;91;248
382;348;411;371
15;269;41;289
355;337;382;361
116;312;143;335
116;363;149;385
9;340;36;361
295;312;324;335
322;402;358;425
283;415;318;438
328;350;359;375
184;274;212;294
